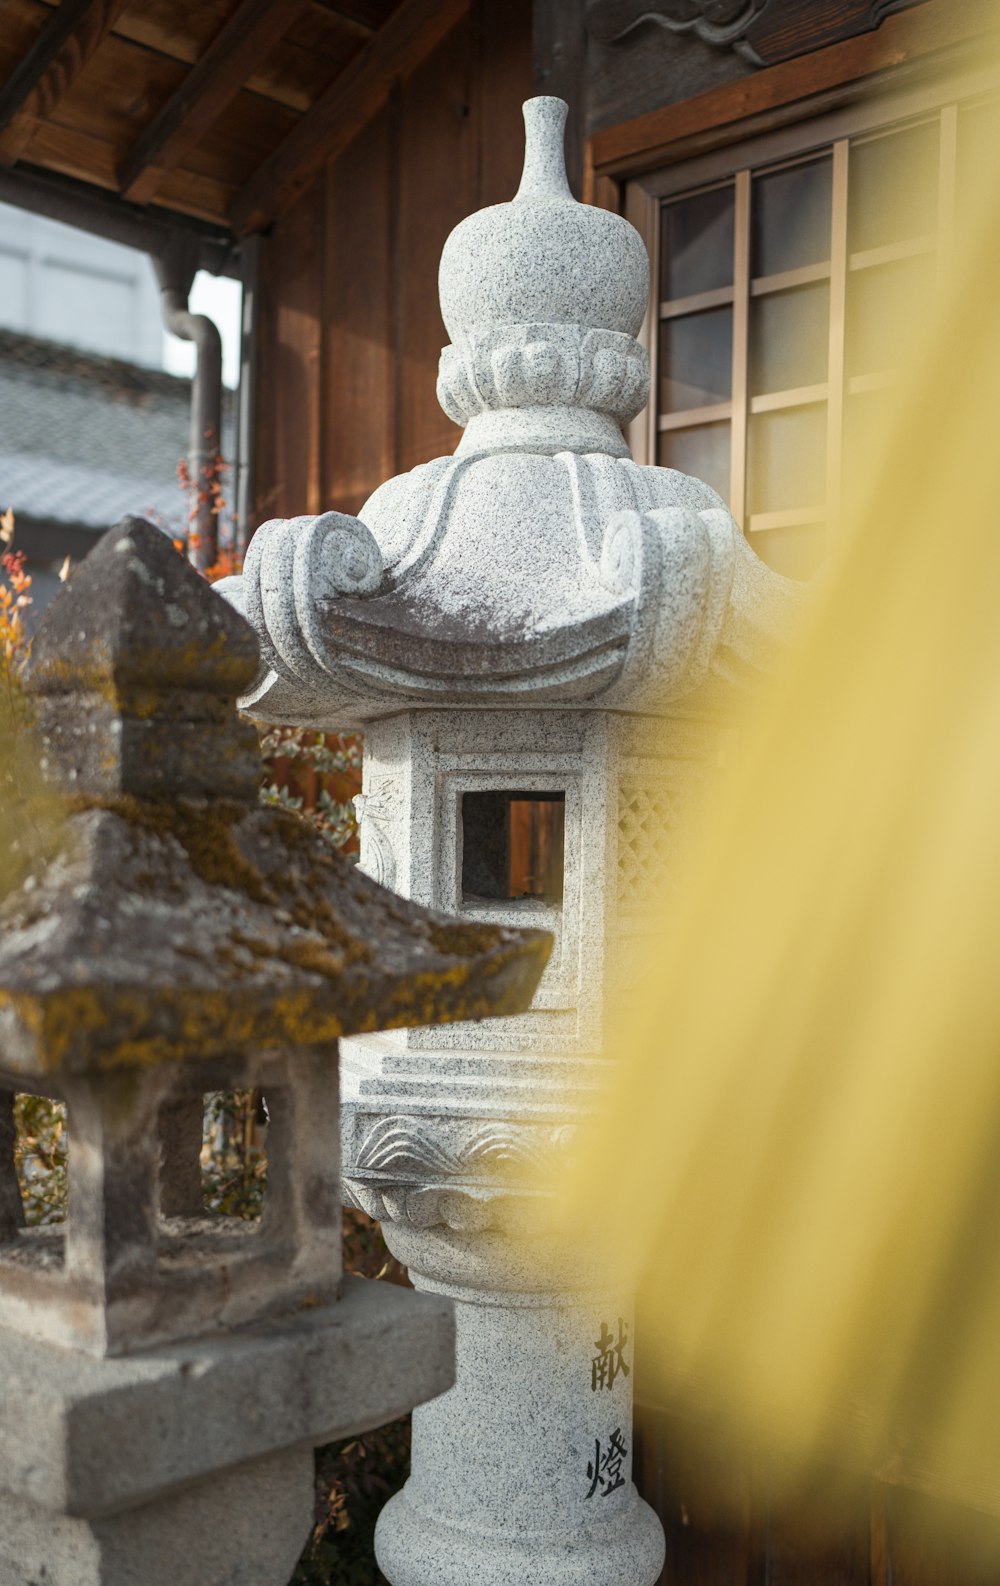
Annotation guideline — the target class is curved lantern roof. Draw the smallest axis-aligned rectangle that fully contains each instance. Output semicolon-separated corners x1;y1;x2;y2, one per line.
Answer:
0;518;550;1079
221;98;800;733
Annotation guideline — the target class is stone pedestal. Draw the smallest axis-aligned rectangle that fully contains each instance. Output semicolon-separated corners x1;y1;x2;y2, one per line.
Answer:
0;1277;454;1586
373;1229;662;1586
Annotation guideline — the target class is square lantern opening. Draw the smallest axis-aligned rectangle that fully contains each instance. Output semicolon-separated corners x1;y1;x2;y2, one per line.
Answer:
157;1089;268;1232
0;1088;67;1263
461;791;565;905
199;1089;268;1222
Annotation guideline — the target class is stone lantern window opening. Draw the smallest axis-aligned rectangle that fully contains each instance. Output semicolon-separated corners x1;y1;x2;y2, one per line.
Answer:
460;789;565;906
4;1085;273;1240
430;763;587;1018
0;1048;342;1347
1;1087;66;1236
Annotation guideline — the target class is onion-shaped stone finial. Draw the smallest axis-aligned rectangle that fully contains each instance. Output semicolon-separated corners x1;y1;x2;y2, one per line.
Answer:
436;96;651;456
439;96;649;343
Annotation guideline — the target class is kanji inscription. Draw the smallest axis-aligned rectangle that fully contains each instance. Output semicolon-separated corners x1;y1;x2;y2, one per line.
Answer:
585;1429;628;1499
591;1316;630;1391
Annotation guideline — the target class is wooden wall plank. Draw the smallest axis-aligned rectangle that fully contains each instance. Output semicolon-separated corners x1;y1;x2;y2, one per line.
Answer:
252;169;326;522
474;0;533;206
394;9;473;476
230;0;469;233
884;1487;1000;1586
763;1473;871;1586
253;0;534;527
532;0;586;196
321;103;397;515
635;1405;754;1586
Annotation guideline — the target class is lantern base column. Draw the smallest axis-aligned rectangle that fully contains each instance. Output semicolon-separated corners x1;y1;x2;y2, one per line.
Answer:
372;1219;666;1586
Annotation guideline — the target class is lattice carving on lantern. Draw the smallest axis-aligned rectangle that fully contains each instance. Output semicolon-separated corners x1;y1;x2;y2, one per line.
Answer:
617;781;682;906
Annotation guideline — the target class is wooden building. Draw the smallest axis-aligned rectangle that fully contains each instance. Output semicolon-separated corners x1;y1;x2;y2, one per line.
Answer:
0;1;998;1580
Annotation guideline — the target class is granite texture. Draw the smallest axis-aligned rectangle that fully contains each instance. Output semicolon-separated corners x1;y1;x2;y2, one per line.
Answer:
375;1278;663;1586
0;1277;455;1586
439;99;650;346
223;93;805;1586
228;451;795;731
221;98;798;732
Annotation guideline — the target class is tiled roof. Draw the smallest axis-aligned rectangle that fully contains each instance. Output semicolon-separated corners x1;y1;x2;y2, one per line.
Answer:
0;328;234;543
0;451;183;533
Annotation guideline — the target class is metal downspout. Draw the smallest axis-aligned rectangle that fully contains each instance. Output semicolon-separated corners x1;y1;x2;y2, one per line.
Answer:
153;245;223;573
234;235;259;563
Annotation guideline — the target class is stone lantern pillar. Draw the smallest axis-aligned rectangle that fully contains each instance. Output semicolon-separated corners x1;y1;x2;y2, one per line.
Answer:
227;96;799;1586
0;517;549;1586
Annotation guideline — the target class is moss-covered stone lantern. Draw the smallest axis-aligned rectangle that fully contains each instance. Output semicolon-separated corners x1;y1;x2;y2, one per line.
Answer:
0;517;549;1586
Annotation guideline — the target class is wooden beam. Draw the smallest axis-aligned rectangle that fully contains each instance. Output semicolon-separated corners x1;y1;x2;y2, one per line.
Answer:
0;0;129;166
230;0;468;234
118;0;310;206
589;0;1000;179
309;0;398;30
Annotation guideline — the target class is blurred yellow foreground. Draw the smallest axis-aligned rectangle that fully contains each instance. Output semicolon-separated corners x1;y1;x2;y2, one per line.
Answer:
567;40;1000;1535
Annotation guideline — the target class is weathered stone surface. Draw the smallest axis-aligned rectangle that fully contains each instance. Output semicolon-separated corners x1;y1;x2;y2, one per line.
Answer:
27;513;260;802
0;1276;454;1586
0;517;550;1077
0;798;551;1076
0;515;548;1361
1;508;517;1583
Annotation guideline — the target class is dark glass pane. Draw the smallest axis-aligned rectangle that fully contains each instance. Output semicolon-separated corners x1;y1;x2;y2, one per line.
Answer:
658;422;731;505
846;253;935;379
848;121;940;252
747;403;827;517
659;308;733;412
749;522;825;581
957;99;1000;241
661;185;735;301
750;282;830;395
752;157;833;278
461;792;565;905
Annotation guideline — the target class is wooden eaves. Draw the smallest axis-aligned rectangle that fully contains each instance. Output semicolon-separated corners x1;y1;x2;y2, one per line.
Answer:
0;0;477;239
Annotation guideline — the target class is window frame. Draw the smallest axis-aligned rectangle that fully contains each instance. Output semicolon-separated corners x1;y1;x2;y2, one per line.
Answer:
586;0;999;574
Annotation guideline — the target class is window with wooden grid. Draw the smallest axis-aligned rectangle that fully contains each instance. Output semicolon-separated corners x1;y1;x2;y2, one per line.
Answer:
625;83;998;580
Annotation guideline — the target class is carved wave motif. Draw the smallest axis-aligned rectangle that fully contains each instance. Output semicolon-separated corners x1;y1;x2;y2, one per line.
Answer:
586;0;767;50
352;1115;576;1183
586;0;917;66
355;1119;459;1178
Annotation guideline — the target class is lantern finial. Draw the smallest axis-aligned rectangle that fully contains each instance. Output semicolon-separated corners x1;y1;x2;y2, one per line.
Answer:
26;516;260;801
514;97;574;204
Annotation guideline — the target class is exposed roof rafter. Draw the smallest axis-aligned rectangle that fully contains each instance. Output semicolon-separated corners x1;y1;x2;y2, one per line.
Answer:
229;0;468;235
0;0;129;166
118;0;311;206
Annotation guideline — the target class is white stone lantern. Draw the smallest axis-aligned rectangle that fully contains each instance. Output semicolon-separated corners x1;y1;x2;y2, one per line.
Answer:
226;95;798;1586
